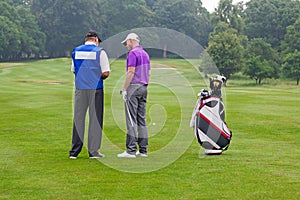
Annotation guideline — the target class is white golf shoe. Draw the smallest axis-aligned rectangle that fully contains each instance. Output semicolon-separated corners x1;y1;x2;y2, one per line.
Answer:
117;151;136;158
136;151;148;157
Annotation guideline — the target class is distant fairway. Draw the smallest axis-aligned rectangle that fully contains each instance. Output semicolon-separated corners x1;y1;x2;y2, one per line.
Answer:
0;58;299;199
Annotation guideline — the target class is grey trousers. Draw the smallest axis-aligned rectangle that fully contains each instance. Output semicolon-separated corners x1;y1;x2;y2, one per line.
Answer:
70;89;103;157
125;84;148;154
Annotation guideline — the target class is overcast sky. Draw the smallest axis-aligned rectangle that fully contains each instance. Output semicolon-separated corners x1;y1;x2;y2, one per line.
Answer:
202;0;250;13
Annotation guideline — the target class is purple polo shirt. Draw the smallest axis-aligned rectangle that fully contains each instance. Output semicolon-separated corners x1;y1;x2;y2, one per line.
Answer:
126;46;150;85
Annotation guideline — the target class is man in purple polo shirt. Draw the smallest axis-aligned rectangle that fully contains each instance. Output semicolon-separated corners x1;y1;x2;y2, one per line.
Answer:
118;33;150;158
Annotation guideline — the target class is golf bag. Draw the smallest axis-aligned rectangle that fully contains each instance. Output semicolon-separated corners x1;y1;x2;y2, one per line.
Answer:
190;76;232;154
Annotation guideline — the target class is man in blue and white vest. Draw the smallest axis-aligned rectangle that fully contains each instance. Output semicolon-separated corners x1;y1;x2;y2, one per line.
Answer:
69;31;110;159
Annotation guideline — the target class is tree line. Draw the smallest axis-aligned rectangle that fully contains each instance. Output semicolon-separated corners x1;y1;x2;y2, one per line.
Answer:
0;0;299;84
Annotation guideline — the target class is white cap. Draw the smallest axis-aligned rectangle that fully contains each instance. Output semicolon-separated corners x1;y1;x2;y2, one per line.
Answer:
121;33;140;45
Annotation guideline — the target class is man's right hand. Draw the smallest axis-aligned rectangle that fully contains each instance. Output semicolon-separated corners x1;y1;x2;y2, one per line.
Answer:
101;71;110;80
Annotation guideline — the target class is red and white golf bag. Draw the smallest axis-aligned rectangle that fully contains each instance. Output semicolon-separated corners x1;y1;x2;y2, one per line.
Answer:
190;76;232;154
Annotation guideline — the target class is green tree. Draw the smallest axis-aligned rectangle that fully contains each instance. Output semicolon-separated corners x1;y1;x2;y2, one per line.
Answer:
0;16;21;60
145;0;156;10
245;57;276;85
281;18;300;54
244;0;300;50
17;5;45;58
281;18;300;85
243;38;280;84
31;0;104;57
153;0;211;47
282;51;300;85
101;0;154;38
211;0;244;33
206;22;245;79
0;0;44;61
11;0;32;6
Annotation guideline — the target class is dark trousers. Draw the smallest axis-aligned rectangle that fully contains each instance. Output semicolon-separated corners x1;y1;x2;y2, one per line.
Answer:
70;89;103;157
125;84;148;154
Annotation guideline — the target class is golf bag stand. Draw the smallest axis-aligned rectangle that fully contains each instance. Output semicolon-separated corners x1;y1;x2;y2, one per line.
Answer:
190;76;232;155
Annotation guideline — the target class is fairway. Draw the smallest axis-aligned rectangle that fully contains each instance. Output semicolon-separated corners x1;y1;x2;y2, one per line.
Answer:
0;58;299;199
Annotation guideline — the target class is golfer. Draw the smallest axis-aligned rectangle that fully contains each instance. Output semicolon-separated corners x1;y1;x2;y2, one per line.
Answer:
69;31;110;159
118;33;150;158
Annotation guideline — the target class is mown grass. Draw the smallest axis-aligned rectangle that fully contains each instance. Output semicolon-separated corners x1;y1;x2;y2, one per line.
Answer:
0;58;299;199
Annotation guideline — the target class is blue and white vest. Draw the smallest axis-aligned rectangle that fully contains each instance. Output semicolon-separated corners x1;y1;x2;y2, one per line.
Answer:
72;45;103;89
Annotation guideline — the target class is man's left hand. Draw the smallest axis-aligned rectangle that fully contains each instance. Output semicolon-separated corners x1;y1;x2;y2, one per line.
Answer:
121;90;127;102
